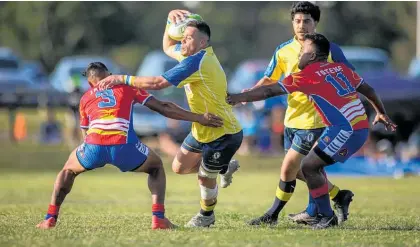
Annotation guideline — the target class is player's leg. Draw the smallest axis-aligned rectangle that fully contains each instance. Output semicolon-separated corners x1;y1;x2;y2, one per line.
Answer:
303;127;369;229
171;132;203;175
287;128;354;224
131;146;176;229
36;146;90;229
248;127;307;225
186;131;243;227
300;150;337;229
111;141;175;230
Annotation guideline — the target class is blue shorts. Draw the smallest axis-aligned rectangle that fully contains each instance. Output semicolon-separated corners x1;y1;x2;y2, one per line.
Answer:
284;127;325;155
75;141;149;172
181;130;243;171
314;127;369;164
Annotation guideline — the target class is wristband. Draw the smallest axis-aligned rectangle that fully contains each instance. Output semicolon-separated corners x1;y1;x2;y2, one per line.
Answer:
123;75;132;86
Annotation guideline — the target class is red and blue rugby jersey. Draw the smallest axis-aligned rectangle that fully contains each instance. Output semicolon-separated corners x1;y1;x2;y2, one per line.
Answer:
278;62;369;130
79;85;152;145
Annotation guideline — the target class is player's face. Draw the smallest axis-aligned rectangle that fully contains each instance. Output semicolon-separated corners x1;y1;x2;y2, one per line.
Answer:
298;40;316;70
181;27;205;56
292;13;317;41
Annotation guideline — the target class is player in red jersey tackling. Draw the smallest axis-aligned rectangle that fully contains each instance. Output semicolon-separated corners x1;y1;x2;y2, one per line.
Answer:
36;62;223;230
227;33;397;229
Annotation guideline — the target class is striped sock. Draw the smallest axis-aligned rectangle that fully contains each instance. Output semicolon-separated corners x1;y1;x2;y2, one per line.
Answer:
305;193;318;217
310;183;333;216
329;185;340;201
152;204;165;219
45;204;60;220
266;180;296;217
200;199;217;216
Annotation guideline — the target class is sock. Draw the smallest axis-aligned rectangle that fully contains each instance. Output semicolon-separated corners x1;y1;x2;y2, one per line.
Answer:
310;183;334;217
200;199;217;216
152;204;165;219
266;180;296;218
329;185;340;201
45;204;60;220
305;193;318;217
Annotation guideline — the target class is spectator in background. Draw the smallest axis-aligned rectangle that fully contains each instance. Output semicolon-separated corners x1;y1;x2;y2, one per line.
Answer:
39;108;62;144
65;84;84;149
235;105;257;155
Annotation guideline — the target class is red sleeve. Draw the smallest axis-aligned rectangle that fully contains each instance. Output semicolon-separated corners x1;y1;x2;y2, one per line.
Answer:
133;88;153;105
347;67;364;88
79;97;89;129
278;71;310;94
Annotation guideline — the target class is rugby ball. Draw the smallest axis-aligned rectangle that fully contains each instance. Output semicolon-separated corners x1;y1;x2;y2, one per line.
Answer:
167;14;203;41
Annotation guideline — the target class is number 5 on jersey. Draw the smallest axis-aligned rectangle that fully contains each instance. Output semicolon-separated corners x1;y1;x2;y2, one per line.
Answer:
95;89;116;108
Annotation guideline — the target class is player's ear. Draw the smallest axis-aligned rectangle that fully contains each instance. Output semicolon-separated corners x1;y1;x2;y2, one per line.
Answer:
310;52;316;61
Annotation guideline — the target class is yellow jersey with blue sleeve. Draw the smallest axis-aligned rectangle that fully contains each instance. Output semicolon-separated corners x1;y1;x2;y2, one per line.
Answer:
265;37;355;130
162;45;242;143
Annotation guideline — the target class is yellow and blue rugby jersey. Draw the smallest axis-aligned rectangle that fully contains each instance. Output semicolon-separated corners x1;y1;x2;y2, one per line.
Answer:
265;36;355;129
162;45;242;143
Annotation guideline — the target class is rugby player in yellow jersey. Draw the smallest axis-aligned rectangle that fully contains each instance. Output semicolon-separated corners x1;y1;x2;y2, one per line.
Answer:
97;10;243;228
247;2;356;226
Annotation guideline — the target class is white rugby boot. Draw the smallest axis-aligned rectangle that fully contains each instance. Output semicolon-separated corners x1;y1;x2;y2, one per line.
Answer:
185;213;215;227
220;159;240;188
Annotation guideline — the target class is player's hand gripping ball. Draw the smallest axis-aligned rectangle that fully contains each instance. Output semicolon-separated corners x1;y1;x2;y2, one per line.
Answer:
167;13;203;41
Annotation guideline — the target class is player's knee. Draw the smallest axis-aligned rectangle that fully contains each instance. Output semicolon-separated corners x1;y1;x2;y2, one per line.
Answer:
171;160;185;174
300;158;319;178
198;162;220;179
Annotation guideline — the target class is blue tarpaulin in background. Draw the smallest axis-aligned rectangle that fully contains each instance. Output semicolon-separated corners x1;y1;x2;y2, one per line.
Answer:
325;157;420;177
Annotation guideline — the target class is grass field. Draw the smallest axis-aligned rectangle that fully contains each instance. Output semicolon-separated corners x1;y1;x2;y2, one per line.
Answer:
0;109;420;247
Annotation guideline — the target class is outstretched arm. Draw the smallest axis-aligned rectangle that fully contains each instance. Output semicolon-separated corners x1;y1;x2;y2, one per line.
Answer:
251;76;277;89
357;82;397;131
227;83;286;105
97;75;172;91
144;97;223;128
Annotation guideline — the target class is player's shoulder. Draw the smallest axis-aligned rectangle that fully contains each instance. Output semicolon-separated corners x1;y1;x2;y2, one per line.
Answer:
80;88;94;104
276;38;295;52
273;38;295;55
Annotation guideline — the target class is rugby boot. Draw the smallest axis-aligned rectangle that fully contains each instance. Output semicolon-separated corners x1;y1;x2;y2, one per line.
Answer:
152;216;177;230
312;213;338;229
220;159;240;188
332;189;354;224
185;213;215;227
288;210;319;225
247;213;278;226
36;217;56;229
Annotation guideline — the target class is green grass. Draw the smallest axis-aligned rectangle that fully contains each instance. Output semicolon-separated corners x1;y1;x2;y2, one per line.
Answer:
0;109;419;246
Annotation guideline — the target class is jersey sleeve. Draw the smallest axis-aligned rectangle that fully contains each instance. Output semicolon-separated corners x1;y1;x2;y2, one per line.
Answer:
347;68;365;89
329;43;355;71
133;88;153;105
161;50;205;88
278;71;311;94
264;49;286;81
79;98;89;129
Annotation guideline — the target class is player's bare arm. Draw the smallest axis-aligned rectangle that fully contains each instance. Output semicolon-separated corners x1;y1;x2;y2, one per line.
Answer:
97;75;171;91
145;97;223;128
251;76;277;90
163;10;190;59
227;84;286;105
356;82;397;131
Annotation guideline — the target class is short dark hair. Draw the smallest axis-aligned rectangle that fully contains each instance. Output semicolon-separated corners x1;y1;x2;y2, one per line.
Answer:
291;1;321;22
187;20;211;40
82;62;109;77
304;33;330;57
